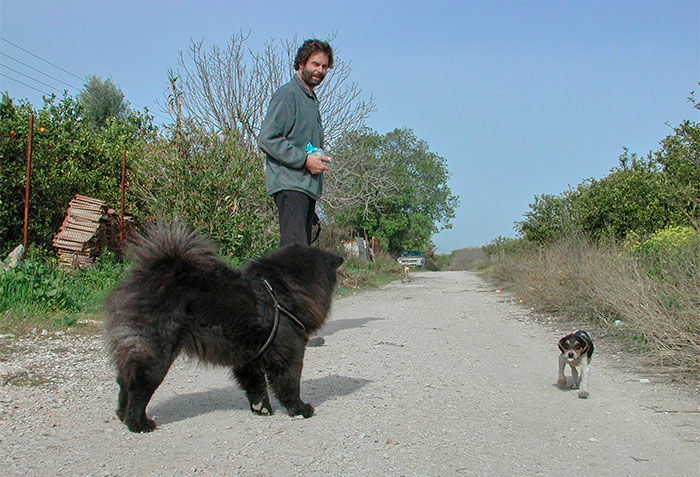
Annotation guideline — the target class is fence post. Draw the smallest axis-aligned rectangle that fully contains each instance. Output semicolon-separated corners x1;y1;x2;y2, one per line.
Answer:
120;150;126;249
23;114;34;249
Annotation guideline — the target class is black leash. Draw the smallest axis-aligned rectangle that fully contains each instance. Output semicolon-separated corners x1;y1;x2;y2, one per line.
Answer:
310;211;321;244
252;279;307;360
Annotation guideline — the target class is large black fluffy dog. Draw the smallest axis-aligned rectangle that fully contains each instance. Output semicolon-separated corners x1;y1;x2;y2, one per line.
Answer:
103;222;343;433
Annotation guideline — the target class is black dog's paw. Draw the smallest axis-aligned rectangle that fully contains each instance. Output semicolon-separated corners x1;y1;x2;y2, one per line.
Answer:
289;402;314;419
250;399;274;416
126;417;157;433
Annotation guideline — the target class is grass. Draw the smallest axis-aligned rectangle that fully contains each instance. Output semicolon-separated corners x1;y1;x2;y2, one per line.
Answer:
335;252;404;296
0;246;404;336
480;234;700;378
0;249;127;335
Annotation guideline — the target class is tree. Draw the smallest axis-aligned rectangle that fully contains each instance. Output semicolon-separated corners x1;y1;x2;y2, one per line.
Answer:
515;116;699;245
77;75;130;128
0;93;153;255
172;32;375;150
322;128;400;219
515;189;581;244
652;120;700;219
325;128;459;254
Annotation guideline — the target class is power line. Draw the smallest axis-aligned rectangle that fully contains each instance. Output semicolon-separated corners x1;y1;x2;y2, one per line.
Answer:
0;72;52;96
0;36;84;82
0;63;66;94
0;52;81;91
0;36;171;123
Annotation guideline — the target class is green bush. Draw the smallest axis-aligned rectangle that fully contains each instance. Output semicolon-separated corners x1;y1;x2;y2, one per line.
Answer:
482;236;528;259
575;164;685;240
0;248;127;331
0;91;275;261
0;250;75;314
628;225;700;279
129;125;277;259
516;190;580;244
515;118;699;245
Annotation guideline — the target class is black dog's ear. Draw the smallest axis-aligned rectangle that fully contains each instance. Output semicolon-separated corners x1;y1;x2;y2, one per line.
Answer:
327;253;344;269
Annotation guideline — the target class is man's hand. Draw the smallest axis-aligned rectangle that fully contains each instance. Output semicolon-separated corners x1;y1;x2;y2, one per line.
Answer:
305;154;331;174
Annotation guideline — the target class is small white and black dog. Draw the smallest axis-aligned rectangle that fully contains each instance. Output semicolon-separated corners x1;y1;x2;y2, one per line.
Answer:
557;330;594;399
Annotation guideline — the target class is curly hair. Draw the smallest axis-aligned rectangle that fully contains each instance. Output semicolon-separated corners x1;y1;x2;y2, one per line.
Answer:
294;39;334;71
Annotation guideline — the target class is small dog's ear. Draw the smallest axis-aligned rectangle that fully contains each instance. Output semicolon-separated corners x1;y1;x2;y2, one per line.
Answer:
557;337;566;353
579;340;590;355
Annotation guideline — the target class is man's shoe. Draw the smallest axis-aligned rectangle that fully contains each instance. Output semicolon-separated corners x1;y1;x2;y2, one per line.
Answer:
307;335;325;347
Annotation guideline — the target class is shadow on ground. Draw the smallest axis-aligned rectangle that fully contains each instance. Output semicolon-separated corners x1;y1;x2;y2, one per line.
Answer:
319;317;384;337
149;374;371;426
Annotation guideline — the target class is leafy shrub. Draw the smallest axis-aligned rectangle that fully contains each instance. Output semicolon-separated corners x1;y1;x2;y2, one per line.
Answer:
1;249;126;312
516;190;580;244
0;250;75;313
129;125;277;259
482;236;528;259
0;247;128;332
628;226;700;279
575;163;685;240
515;118;699;245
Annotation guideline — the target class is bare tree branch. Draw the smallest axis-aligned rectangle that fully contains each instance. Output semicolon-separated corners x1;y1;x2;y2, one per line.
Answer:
172;32;376;151
322;132;401;221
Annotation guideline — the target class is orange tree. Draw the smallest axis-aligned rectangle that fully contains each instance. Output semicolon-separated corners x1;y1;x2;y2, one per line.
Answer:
0;93;154;256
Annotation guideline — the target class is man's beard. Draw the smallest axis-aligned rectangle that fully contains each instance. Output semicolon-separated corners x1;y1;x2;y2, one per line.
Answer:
301;68;325;88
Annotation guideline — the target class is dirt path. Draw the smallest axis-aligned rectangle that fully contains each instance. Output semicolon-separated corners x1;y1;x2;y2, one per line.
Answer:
1;271;699;476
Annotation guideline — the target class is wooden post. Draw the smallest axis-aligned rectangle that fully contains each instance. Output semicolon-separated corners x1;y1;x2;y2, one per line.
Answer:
120;150;126;248
23;114;34;249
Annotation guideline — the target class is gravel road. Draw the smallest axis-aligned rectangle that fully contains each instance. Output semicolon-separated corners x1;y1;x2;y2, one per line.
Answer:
1;270;699;476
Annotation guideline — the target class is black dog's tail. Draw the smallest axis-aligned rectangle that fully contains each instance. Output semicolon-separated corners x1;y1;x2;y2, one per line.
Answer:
127;220;219;272
104;221;221;370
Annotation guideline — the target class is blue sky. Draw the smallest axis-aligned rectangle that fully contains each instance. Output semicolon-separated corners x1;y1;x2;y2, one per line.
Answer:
1;1;698;252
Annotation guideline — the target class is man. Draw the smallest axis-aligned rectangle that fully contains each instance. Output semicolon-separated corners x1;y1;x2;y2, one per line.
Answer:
258;39;333;347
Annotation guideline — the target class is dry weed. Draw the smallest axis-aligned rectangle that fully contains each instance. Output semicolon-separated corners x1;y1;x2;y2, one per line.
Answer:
487;236;700;375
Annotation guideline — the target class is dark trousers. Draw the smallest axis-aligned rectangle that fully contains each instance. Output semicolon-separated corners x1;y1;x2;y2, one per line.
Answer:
274;190;316;247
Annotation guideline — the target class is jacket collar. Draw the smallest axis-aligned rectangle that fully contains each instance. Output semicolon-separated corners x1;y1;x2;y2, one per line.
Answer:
293;75;318;100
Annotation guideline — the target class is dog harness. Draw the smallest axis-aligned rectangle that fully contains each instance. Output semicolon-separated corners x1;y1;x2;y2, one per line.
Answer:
252;279;307;360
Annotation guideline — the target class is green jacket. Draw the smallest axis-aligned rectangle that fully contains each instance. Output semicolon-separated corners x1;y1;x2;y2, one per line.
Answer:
258;76;325;200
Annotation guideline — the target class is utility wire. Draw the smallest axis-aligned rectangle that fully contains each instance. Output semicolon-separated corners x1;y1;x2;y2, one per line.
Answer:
0;36;171;123
0;72;52;96
0;63;66;94
1;52;81;91
0;36;84;82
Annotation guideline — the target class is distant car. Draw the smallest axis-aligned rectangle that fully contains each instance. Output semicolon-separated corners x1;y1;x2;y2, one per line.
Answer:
397;250;425;268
